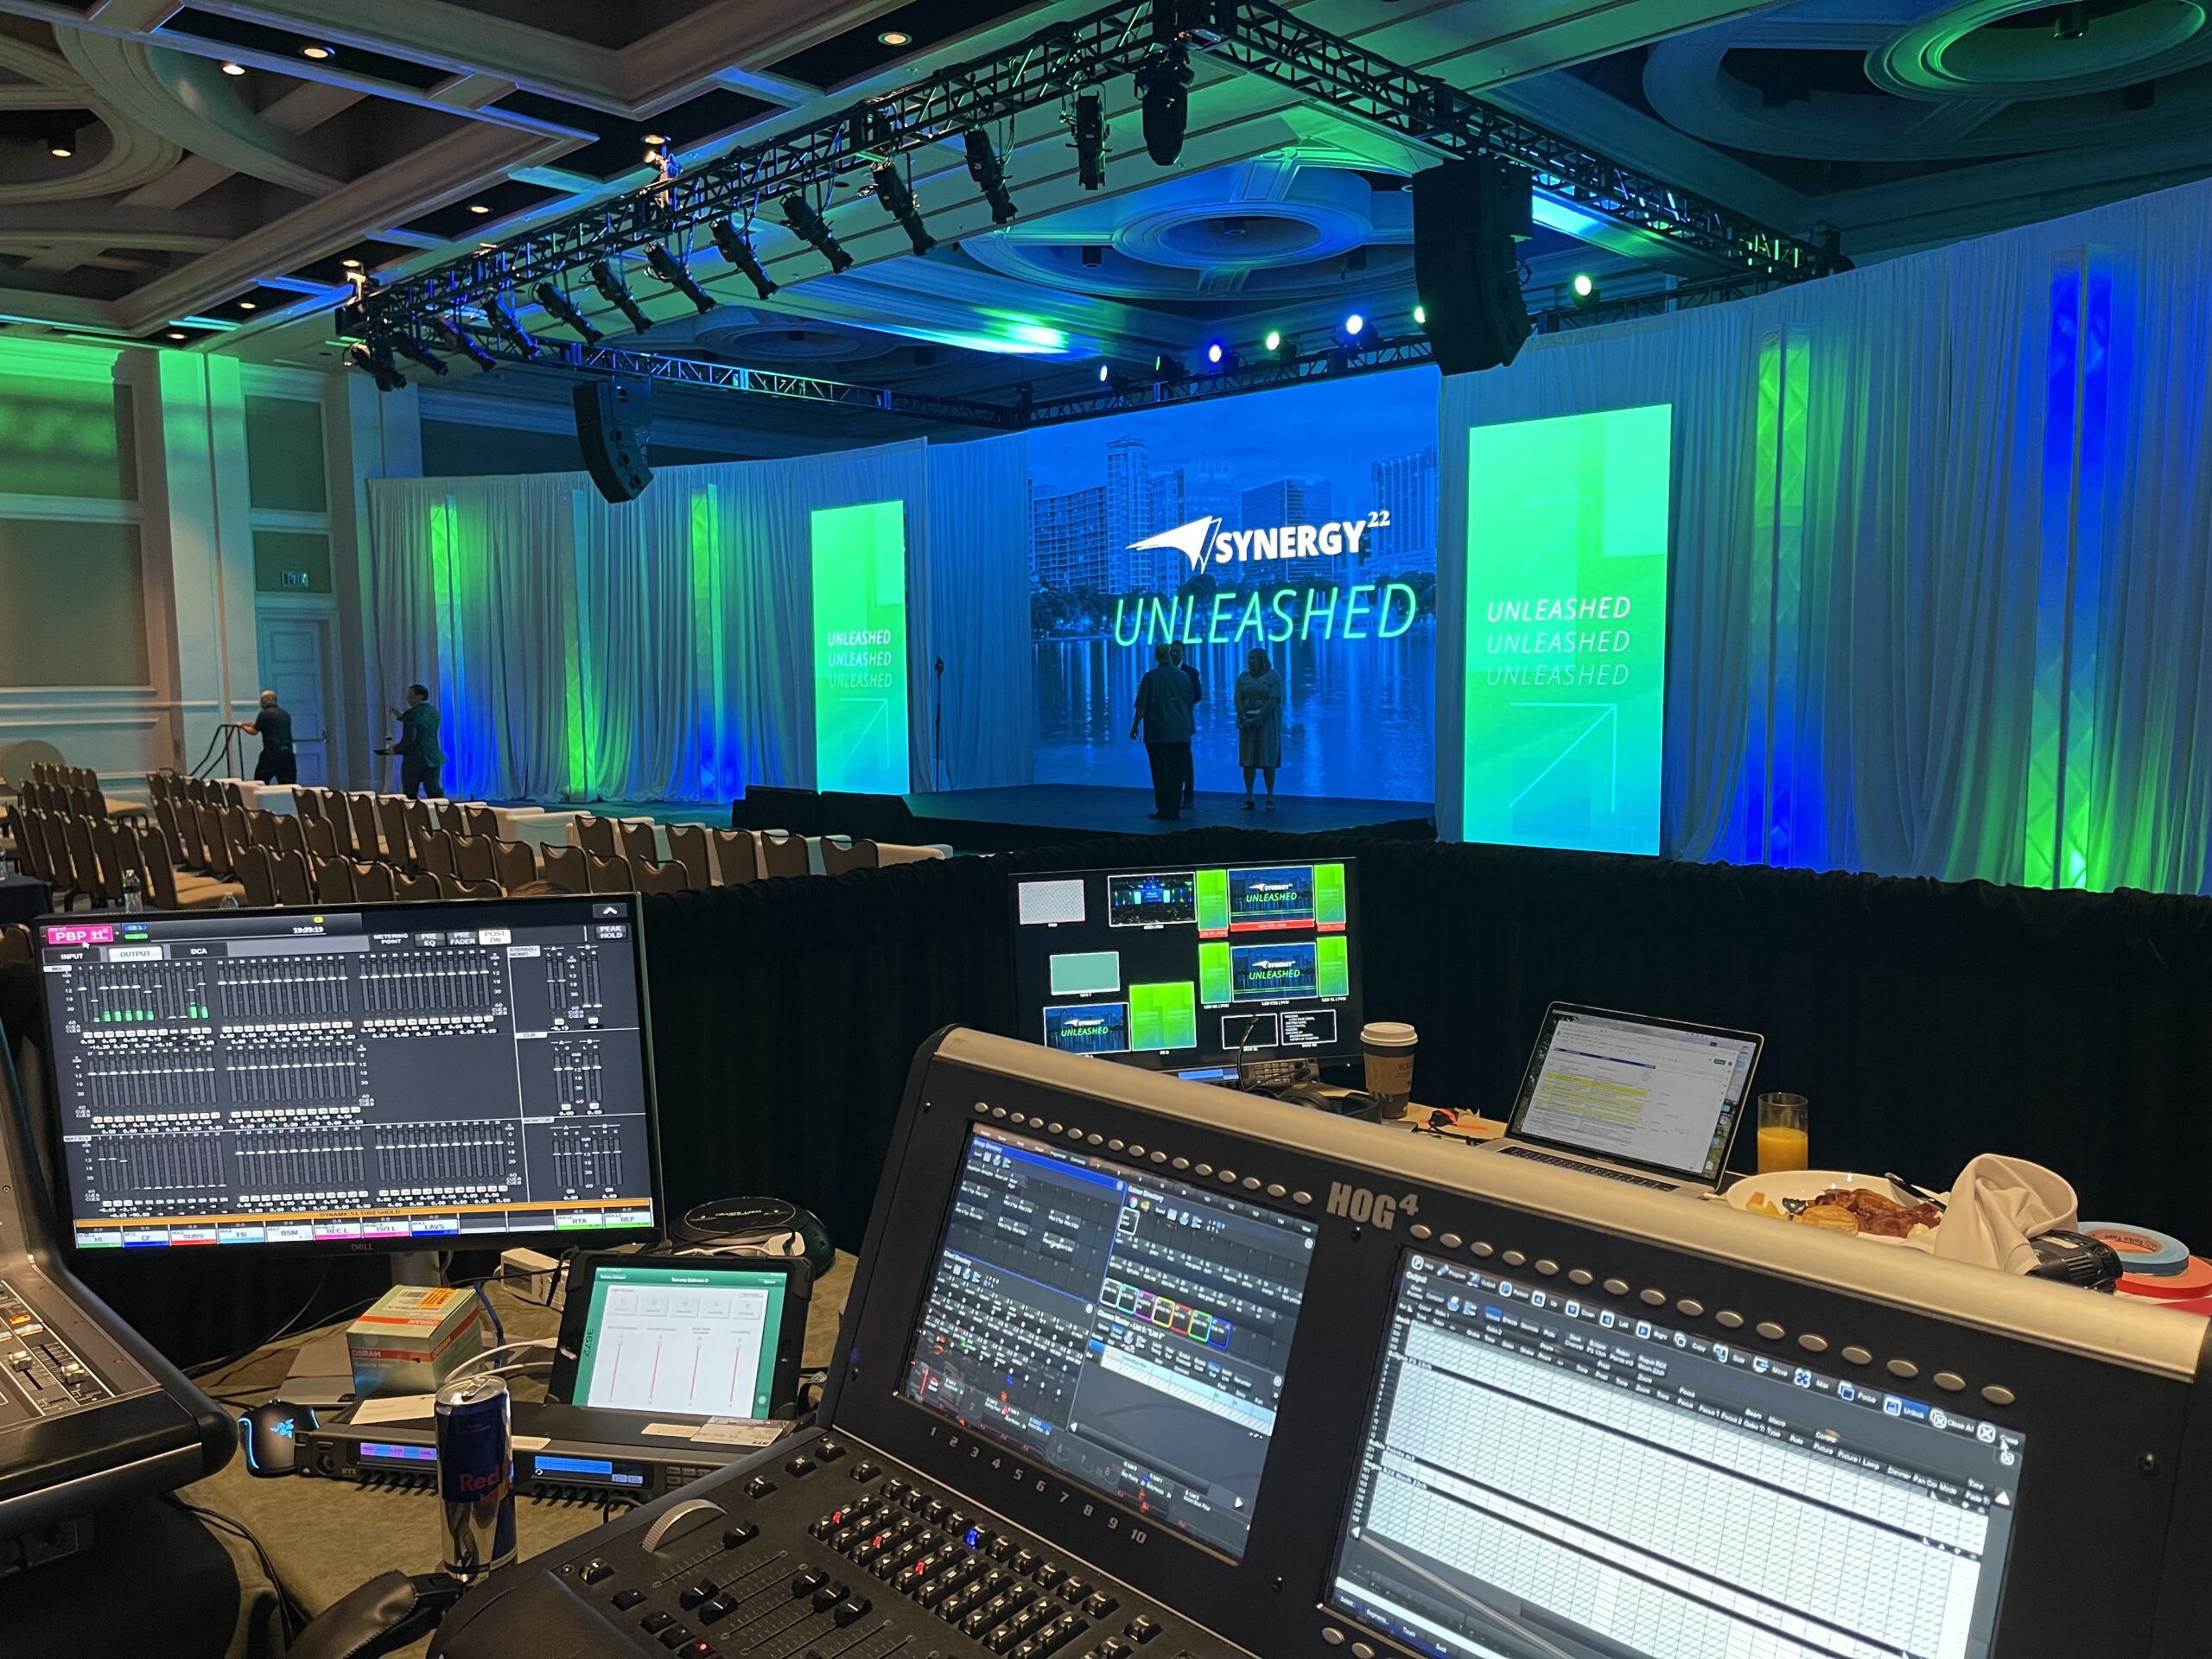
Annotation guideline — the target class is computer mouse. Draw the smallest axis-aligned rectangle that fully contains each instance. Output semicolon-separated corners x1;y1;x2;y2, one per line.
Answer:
238;1399;318;1477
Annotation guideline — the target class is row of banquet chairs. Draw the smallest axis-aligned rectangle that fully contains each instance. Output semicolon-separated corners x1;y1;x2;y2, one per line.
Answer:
569;811;883;878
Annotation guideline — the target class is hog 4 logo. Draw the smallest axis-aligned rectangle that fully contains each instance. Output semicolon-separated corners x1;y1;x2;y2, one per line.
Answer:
1130;509;1391;575
1326;1181;1420;1230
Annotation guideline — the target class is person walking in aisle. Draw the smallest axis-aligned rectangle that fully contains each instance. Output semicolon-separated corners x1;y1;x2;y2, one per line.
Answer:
1129;644;1196;821
382;683;447;798
232;690;296;786
1235;647;1285;810
1171;642;1203;808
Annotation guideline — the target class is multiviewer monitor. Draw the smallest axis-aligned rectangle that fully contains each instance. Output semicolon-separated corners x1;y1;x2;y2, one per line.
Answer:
32;894;662;1253
1009;858;1363;1071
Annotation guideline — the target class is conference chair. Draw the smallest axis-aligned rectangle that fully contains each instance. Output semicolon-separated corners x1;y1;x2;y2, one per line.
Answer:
584;853;633;894
393;871;442;903
173;802;212;871
220;783;245;811
152;798;187;866
453;835;498;886
617;821;658;868
271;849;314;906
234;845;277;909
141;823;243;910
351;861;397;903
462;805;502;840
273;814;308;861
708;830;759;886
88;817;126;902
573;815;618;858
292;788;323;824
760;830;810;880
218;808;256;879
250;811;283;853
0;925;28;963
419;830;459;884
63;816;106;906
376;797;413;866
403;798;435;863
665;824;712;889
310;857;355;903
540;844;588;893
16;813;71;907
303;816;339;861
449;879;503;899
347;795;385;861
632;857;686;896
820;836;880;876
492;839;536;892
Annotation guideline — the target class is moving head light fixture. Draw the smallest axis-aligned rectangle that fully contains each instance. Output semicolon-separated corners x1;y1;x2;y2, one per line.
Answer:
1069;89;1106;191
534;281;602;345
645;243;718;313
870;162;936;257
710;218;777;299
963;130;1018;225
780;191;854;273
346;340;405;391
1134;45;1192;166
589;258;653;333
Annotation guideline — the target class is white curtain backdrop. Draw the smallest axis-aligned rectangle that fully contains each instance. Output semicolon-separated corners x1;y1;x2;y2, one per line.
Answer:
367;432;1029;804
1438;175;2212;893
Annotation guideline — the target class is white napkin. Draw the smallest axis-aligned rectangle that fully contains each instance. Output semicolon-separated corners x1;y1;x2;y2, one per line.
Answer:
1929;1154;2078;1274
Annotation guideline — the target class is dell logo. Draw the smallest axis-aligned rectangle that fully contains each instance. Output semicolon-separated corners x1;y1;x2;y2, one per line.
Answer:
1327;1183;1418;1230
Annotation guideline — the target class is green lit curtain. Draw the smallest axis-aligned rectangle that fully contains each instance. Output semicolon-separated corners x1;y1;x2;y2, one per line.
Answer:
1440;175;2212;893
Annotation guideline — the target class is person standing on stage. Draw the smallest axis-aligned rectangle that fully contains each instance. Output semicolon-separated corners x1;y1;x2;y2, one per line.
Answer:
1171;642;1202;808
232;690;296;786
1235;648;1286;810
1129;644;1196;821
385;683;446;799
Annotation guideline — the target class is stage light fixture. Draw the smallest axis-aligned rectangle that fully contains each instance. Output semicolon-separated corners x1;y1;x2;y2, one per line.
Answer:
1572;272;1599;308
1344;312;1365;337
1263;328;1282;353
487;295;540;359
435;320;499;370
391;331;448;375
534;281;603;345
1069;89;1106;191
1413;303;1427;326
345;341;406;392
710;219;777;299
1134;45;1192;167
1206;341;1224;365
589;259;653;332
645;244;717;313
870;163;936;257
1097;362;1111;383
963;130;1019;225
779;192;854;273
1152;352;1186;385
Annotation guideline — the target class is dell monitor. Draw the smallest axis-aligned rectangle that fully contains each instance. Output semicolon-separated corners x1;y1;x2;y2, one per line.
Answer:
32;894;662;1253
1009;857;1363;1073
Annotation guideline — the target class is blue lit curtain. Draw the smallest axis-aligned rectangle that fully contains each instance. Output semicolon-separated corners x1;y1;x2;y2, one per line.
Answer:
368;435;1027;804
925;432;1033;792
1439;175;2212;893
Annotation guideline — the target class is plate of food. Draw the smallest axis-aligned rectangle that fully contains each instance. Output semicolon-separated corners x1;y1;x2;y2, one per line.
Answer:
1726;1171;1944;1245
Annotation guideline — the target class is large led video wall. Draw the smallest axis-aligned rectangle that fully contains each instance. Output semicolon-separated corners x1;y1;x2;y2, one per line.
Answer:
1027;368;1440;803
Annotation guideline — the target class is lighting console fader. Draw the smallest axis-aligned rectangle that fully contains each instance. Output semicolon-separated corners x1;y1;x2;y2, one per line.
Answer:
429;1029;2211;1659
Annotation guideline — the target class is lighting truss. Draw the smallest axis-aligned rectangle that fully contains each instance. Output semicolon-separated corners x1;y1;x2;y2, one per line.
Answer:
355;0;1832;351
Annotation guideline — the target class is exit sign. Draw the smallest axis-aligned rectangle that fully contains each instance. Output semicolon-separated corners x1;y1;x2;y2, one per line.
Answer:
283;570;310;588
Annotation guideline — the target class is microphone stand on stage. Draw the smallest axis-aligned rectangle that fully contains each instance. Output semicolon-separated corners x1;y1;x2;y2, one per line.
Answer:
932;656;946;792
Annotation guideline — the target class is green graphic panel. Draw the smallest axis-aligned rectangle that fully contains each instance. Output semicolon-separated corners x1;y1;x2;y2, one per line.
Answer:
810;500;910;793
1049;951;1121;996
1198;943;1232;1007
1129;982;1198;1051
1463;405;1671;855
1315;936;1350;999
1313;863;1346;926
1194;868;1230;932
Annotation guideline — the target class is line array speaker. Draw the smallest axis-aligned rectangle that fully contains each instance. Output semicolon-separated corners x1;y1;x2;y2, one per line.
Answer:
1412;159;1534;376
572;379;653;504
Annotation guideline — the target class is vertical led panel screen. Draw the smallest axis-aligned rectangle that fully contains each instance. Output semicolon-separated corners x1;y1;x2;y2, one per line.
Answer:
1463;404;1671;855
810;499;910;793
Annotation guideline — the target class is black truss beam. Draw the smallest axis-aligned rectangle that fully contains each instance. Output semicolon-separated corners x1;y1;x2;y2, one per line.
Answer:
358;1;1828;350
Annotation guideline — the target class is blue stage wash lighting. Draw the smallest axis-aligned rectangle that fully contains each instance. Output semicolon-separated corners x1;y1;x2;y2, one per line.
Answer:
1344;312;1365;337
1206;340;1224;365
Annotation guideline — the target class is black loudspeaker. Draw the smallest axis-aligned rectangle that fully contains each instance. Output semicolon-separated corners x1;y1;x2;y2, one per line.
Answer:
1411;159;1534;375
572;378;653;503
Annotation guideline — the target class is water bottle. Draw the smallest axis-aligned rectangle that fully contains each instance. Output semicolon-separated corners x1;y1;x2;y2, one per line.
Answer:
219;892;240;910
122;867;144;912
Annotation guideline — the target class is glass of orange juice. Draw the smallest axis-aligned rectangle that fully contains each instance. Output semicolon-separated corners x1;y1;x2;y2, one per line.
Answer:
1757;1093;1810;1173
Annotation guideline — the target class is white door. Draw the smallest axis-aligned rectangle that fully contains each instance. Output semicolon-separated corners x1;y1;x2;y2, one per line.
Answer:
255;614;333;786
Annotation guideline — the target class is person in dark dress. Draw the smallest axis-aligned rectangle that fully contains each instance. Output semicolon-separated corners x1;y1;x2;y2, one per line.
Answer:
1129;645;1196;821
233;690;296;786
1171;643;1202;807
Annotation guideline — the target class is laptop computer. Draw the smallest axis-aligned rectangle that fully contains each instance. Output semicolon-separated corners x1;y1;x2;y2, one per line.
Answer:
1476;1002;1763;1197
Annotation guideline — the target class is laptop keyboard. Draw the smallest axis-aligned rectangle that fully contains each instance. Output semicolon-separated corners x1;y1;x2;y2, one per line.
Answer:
1498;1146;1678;1191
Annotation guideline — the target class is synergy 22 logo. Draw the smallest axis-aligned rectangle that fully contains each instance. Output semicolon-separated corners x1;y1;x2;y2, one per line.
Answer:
1130;509;1392;575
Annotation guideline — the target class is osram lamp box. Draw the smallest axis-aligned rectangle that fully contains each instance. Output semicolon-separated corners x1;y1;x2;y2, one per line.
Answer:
346;1285;489;1398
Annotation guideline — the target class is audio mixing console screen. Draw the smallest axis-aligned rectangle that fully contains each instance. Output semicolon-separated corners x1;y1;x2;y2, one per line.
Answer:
574;1262;788;1420
1328;1253;2025;1659
1011;859;1362;1070
902;1125;1316;1560
35;898;658;1250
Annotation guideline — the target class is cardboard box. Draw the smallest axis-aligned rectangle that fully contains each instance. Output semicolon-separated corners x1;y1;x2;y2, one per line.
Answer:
347;1285;489;1399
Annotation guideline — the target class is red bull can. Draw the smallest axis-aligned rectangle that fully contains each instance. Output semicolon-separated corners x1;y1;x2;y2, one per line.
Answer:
435;1373;515;1577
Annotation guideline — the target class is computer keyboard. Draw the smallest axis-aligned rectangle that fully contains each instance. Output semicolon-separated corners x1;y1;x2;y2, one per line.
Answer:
1497;1146;1677;1190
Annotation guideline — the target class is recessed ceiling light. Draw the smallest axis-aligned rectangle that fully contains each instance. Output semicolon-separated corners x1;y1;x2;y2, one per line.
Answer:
220;60;247;76
167;330;188;340
238;300;257;310
48;141;71;158
468;202;491;214
878;30;912;46
642;132;668;146
340;257;362;269
302;44;334;60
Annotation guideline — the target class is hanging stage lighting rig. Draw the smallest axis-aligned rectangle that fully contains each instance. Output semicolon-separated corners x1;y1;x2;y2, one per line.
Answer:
589;259;652;332
963;130;1019;225
645;244;718;312
349;0;1836;396
870;162;936;257
710;218;778;298
534;281;602;345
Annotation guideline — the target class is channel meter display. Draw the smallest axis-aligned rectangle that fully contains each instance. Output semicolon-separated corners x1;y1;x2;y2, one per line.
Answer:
1011;859;1361;1070
35;896;661;1252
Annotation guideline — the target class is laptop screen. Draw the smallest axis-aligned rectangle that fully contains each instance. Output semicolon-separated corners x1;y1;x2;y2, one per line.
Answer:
571;1262;791;1419
1506;1006;1761;1183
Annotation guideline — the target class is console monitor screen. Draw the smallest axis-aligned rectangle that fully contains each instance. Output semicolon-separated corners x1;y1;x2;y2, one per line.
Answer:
573;1262;789;1420
1329;1252;2026;1659
34;897;660;1251
1010;859;1362;1069
902;1125;1317;1559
